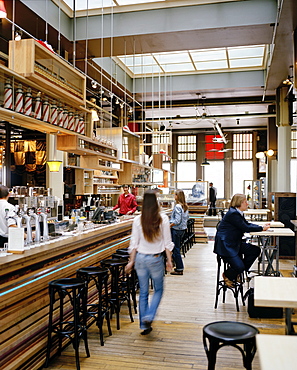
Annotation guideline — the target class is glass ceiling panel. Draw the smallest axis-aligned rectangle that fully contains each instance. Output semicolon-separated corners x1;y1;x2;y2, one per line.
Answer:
228;46;265;59
115;44;266;77
191;49;227;61
162;63;195;72
195;60;228;70
117;0;164;4
63;0;115;9
154;52;191;64
229;58;263;68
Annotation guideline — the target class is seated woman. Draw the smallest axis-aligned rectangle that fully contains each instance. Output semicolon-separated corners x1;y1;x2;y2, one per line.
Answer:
214;193;270;286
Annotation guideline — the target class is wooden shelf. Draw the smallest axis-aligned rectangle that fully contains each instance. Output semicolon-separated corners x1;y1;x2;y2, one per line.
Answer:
9;39;86;107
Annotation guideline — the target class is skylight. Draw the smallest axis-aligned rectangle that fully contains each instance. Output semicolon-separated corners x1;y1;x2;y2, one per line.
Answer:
116;45;267;77
61;0;165;10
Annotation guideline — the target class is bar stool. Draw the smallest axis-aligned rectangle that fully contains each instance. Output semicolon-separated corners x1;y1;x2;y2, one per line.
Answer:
203;321;259;370
76;266;112;346
45;278;90;370
100;258;134;330
112;252;138;314
214;255;245;312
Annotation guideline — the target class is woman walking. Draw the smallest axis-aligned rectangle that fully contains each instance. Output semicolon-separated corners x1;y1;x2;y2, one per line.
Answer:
125;190;173;335
170;190;189;275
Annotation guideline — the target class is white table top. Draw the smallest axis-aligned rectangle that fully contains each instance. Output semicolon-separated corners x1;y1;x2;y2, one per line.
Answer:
249;228;295;237
256;334;297;370
254;276;297;308
244;209;271;215
254;221;284;228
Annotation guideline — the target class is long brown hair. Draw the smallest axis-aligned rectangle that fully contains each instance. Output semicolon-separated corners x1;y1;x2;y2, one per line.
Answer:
175;189;188;212
141;190;162;242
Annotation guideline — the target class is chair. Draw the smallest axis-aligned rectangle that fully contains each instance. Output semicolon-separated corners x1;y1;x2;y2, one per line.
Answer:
203;321;259;370
100;258;134;330
76;266;112;346
44;278;90;370
214;255;245;312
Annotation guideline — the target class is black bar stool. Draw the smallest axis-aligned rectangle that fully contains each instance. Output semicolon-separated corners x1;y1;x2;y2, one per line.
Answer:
100;258;134;330
214;255;245;312
112;252;138;314
203;321;259;370
45;278;90;370
76;266;112;346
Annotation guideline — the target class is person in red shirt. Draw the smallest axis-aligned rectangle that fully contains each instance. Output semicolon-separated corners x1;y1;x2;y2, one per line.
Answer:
113;185;138;215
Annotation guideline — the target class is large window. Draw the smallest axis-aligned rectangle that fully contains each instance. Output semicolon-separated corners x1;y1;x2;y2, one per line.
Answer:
176;161;196;190
204;161;224;198
232;160;253;195
292;130;297;158
233;133;253;159
177;135;196;161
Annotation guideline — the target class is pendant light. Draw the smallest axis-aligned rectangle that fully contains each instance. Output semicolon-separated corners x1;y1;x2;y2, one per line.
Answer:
201;158;210;166
47;133;62;172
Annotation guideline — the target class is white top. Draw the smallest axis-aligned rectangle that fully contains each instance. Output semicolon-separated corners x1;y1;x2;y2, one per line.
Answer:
129;212;174;254
256;334;297;370
0;199;16;237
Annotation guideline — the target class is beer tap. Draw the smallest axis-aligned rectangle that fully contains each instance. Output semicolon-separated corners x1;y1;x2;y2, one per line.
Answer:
40;210;49;240
31;209;41;243
23;211;32;245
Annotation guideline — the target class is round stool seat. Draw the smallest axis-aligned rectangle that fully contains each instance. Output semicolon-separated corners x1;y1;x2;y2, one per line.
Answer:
116;249;129;255
101;258;128;266
77;266;109;275
112;253;129;259
204;321;258;342
49;278;85;289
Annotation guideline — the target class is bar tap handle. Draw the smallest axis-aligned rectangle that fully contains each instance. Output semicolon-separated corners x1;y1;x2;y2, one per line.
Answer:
32;212;41;243
23;213;32;245
40;212;49;240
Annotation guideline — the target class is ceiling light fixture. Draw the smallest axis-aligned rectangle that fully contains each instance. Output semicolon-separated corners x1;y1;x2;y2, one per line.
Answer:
201;158;210;166
283;76;293;85
0;0;7;18
91;80;98;89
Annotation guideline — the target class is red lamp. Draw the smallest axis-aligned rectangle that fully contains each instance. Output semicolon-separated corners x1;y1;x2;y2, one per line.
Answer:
0;0;7;18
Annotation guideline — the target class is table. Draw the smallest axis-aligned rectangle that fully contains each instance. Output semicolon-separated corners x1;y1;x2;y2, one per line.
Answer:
256;334;297;369
254;221;284;228
243;209;270;221
254;276;297;335
248;228;295;276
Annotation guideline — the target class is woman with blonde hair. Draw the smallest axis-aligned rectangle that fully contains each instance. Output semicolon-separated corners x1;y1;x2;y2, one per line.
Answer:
125;190;173;335
214;193;270;286
169;189;189;275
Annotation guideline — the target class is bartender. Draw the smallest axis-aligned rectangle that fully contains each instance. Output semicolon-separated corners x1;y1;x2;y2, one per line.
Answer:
113;185;138;216
0;185;17;248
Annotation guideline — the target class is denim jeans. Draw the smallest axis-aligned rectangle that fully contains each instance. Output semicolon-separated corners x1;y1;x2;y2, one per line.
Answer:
171;228;185;271
135;252;165;330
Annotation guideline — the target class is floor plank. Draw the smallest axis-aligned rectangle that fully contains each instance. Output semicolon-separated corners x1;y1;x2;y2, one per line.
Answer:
46;228;296;369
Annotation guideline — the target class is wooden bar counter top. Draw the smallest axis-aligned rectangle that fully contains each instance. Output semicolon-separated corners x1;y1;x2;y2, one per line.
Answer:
0;219;133;370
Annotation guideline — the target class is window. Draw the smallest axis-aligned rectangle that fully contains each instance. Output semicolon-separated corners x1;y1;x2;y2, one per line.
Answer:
292;130;297;158
205;134;224;160
233;133;253;159
176;161;196;190
204;161;224;198
177;135;196;161
232;160;253;195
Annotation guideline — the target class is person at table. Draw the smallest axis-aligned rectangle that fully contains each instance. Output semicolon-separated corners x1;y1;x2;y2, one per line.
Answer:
113;184;138;216
0;185;17;248
169;189;189;275
125;190;173;335
214;193;270;287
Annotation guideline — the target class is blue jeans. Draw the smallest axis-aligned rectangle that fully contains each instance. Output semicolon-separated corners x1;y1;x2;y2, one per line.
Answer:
135;253;165;330
171;228;185;271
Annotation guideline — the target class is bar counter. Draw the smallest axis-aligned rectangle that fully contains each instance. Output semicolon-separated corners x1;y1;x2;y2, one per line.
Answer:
0;219;134;370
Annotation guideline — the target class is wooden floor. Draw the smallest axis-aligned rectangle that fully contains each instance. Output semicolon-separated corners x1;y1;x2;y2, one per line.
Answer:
46;228;295;370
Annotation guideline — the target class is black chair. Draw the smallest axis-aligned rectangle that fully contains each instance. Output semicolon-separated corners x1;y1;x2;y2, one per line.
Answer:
45;278;90;370
203;321;259;370
100;258;134;330
214;255;245;312
112;252;138;314
76;266;112;346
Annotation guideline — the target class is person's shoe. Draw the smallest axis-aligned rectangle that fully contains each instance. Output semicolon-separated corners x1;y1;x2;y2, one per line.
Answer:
143;319;153;327
170;271;183;275
141;327;153;335
222;273;234;287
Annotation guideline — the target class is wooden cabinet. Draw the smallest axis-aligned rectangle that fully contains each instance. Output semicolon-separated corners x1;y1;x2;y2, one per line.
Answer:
119;161;152;186
57;134;117;161
9;39;86;107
